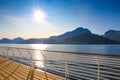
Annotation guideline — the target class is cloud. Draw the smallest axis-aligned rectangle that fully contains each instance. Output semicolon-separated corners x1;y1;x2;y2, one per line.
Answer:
0;10;31;28
3;15;33;28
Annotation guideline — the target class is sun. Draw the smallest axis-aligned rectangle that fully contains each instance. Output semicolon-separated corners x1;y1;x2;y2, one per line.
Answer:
33;8;46;22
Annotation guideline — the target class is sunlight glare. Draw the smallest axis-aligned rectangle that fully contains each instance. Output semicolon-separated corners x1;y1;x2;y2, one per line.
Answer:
33;8;46;22
31;44;48;50
30;44;48;68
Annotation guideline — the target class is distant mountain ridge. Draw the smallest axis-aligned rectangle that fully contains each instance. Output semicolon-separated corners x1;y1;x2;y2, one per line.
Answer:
103;30;120;41
0;38;11;43
10;37;24;43
60;32;117;44
50;27;91;40
0;27;120;44
0;37;24;43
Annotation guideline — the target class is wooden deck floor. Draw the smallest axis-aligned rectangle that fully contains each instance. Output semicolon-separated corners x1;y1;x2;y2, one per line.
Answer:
0;57;65;80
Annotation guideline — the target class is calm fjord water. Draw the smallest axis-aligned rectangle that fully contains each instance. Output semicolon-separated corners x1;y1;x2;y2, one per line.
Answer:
0;44;120;54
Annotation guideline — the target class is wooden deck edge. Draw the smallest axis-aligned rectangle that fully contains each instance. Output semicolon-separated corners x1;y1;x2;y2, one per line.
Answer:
0;57;65;80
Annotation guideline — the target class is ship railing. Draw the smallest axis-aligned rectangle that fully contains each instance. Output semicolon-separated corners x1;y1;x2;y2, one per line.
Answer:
0;46;120;80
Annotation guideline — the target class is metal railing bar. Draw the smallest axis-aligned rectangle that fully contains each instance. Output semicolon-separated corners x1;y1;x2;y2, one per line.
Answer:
66;59;118;65
100;74;120;79
99;57;120;61
68;63;98;68
53;61;98;68
46;65;65;70
49;62;119;67
68;70;98;78
100;70;120;76
68;59;97;63
67;71;97;79
47;64;98;74
99;60;120;64
100;67;120;72
46;69;97;77
51;70;93;80
99;63;120;67
46;65;98;76
46;68;65;74
68;68;98;76
68;66;98;73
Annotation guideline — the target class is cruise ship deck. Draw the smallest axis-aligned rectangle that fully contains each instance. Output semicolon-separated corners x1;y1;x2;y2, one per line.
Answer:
0;57;65;80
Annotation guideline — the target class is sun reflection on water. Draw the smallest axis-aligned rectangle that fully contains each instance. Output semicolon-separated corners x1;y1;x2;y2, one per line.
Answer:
30;44;48;68
30;44;48;50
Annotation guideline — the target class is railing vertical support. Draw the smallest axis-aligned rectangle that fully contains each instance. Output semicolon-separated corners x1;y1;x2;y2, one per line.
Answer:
17;48;23;64
6;48;10;59
0;47;5;57
41;51;48;80
27;49;35;80
95;56;100;80
11;48;15;60
30;62;35;80
61;53;69;80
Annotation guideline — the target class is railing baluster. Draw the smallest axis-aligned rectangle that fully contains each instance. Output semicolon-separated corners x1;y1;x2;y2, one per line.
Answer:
27;49;36;80
11;48;15;61
0;47;5;57
17;48;23;64
61;53;69;80
95;56;100;80
5;47;10;59
30;62;35;80
41;50;48;80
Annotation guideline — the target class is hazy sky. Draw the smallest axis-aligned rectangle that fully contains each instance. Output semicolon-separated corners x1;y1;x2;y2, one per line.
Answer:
0;0;120;39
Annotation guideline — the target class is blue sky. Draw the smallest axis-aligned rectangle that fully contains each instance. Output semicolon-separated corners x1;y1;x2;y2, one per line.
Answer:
0;0;120;39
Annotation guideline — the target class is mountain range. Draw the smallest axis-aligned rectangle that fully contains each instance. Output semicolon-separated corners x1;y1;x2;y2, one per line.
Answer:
103;30;120;41
0;37;24;43
0;27;120;44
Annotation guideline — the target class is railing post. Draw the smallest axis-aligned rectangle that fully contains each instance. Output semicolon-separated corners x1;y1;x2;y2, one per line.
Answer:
27;49;35;80
30;62;35;80
0;47;5;57
95;56;100;80
41;50;48;80
11;48;15;60
61;53;69;80
6;47;10;59
17;48;23;64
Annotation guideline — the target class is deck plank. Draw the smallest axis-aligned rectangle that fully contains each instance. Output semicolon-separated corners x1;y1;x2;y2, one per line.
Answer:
0;57;65;80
